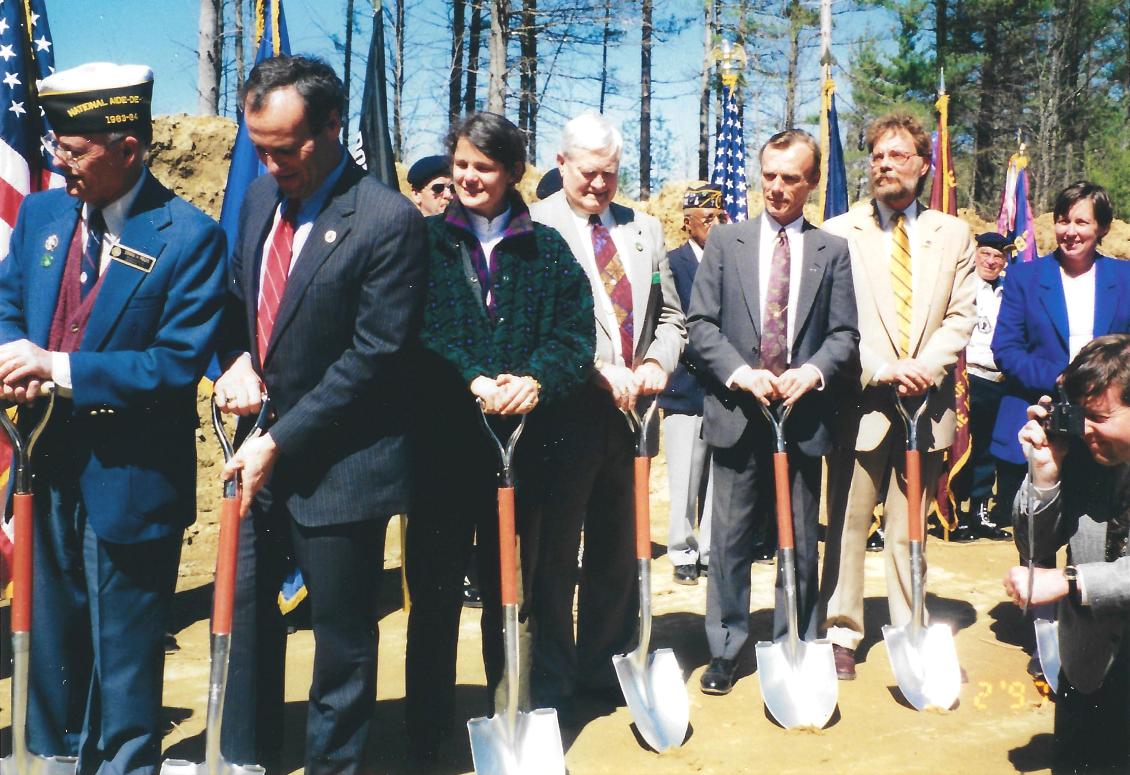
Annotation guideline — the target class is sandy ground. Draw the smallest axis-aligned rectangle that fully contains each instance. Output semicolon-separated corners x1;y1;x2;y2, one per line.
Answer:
0;424;1057;775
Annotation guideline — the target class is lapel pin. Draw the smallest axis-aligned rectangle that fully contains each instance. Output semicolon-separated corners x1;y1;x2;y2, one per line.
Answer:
324;230;337;244
41;254;53;268
634;242;644;252
44;234;58;251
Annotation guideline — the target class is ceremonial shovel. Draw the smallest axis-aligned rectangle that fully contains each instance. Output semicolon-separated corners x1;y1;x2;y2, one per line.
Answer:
159;395;272;775
467;404;565;775
1022;443;1060;694
882;390;962;711
1;386;79;775
753;402;838;730
612;398;689;753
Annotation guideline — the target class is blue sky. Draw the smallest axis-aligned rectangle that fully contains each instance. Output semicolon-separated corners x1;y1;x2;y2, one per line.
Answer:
48;0;874;184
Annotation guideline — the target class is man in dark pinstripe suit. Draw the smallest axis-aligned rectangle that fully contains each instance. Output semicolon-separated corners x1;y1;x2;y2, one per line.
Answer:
212;55;426;775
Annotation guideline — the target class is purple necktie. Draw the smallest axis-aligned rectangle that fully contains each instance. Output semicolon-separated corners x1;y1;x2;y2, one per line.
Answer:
590;215;634;365
80;209;105;300
761;228;789;375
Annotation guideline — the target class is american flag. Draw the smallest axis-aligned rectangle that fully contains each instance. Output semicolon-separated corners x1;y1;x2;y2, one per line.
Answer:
0;0;58;595
710;84;749;223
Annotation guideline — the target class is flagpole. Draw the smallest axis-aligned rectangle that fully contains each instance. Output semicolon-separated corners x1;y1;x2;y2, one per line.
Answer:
816;0;833;224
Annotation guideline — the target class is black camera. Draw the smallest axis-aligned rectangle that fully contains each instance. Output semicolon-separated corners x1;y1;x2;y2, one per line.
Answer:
1043;387;1085;437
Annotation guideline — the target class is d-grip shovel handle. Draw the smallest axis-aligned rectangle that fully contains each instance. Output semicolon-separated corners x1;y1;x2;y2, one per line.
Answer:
893;389;930;544
622;399;659;560
759;402;795;551
477;402;527;607
0;386;57;635
210;395;272;636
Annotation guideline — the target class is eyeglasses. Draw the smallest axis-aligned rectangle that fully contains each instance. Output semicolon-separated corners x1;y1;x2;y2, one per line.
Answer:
41;132;124;167
869;149;919;166
429;182;455;196
689;212;728;226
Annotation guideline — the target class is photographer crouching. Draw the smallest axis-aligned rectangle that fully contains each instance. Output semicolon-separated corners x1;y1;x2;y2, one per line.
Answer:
1003;333;1130;773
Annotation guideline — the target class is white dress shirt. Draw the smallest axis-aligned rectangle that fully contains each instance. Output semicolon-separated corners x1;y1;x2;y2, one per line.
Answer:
689;239;704;262
966;276;1004;379
1061;264;1097;361
467;205;512;309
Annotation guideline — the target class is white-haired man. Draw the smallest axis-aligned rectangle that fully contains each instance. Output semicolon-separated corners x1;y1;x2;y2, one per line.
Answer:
529;112;686;716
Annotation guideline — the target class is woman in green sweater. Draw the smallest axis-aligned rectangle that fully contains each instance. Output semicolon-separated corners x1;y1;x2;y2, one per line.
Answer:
405;112;594;760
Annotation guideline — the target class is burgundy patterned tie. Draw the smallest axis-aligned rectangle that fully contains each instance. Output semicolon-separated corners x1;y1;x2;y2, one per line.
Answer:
761;228;790;375
256;199;299;365
589;214;634;365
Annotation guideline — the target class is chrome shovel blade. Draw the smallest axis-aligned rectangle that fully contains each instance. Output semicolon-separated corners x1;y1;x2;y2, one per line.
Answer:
613;647;689;752
882;623;961;711
755;637;838;729
1033;618;1060;696
467;708;566;775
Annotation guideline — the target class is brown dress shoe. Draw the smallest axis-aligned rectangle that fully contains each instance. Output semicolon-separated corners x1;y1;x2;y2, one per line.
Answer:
832;644;856;680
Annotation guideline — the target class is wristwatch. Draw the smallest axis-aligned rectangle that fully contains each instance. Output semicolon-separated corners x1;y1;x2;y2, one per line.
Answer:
1064;565;1080;605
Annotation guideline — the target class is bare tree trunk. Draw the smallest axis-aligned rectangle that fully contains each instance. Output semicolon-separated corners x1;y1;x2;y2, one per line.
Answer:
599;0;611;112
517;0;537;161
465;0;483;113
935;0;946;71
234;0;245;95
343;0;355;143
487;0;509;114
451;0;466;127
394;0;406;157
640;0;652;199
197;0;222;115
784;0;800;127
972;21;1000;213
698;0;715;180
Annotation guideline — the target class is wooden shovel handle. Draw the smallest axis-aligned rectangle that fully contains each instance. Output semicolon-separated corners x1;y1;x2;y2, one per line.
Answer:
773;452;795;550
906;449;923;543
10;492;31;633
212;494;240;635
634;456;651;560
498;486;518;606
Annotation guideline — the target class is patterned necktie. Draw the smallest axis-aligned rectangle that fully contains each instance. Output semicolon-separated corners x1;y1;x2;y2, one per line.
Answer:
891;211;912;357
761;228;790;375
590;214;634;366
256;199;299;365
80;209;105;300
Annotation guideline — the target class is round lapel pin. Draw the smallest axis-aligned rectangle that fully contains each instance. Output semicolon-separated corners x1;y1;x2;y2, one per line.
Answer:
324;230;337;244
634;242;644;252
44;234;58;251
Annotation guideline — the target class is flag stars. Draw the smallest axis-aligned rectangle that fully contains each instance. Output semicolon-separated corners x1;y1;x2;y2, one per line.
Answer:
0;44;13;61
0;18;8;35
34;36;50;52
9;98;25;116
29;11;38;27
3;71;18;88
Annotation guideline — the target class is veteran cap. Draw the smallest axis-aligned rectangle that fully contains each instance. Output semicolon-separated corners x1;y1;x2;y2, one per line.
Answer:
39;62;154;136
683;184;723;210
407;155;451;189
975;231;1014;253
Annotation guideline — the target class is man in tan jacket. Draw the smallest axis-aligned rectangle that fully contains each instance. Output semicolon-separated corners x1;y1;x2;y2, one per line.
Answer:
819;112;976;679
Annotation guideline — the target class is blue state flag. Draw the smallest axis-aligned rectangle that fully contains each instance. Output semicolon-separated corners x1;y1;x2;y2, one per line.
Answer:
823;89;848;221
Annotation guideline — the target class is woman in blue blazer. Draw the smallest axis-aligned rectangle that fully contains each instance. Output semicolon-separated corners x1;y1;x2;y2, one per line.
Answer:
990;181;1130;525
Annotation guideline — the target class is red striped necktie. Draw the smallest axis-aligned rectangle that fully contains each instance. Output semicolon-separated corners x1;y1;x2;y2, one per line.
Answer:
256;199;299;365
589;214;634;365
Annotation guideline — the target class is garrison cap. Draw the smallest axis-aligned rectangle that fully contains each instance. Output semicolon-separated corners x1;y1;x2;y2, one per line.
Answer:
975;232;1013;253
683;184;723;210
407;155;450;189
535;167;562;200
39;62;153;136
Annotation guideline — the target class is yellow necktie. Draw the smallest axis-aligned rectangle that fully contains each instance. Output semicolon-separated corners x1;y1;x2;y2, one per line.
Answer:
891;211;912;357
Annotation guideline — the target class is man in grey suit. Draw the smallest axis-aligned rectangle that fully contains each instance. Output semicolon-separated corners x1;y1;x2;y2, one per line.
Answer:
213;56;426;774
528;111;685;714
688;129;859;695
1004;333;1130;773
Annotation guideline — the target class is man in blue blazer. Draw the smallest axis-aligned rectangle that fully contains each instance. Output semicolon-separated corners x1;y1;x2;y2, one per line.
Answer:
0;64;226;773
212;56;426;774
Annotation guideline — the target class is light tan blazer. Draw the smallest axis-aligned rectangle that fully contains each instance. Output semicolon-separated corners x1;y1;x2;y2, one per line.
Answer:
822;200;976;452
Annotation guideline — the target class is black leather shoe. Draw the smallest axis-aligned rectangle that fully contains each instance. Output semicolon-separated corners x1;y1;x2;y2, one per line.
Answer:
700;657;737;695
754;546;776;565
975;521;1013;541
462;576;483;608
673;563;699;585
948;524;977;543
866;530;885;552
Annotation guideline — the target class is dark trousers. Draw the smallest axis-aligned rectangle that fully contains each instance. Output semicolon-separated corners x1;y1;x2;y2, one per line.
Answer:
530;383;639;707
28;474;180;775
404;403;543;755
1054;638;1130;773
221;487;385;775
996;460;1026;530
707;430;821;660
955;375;1007;519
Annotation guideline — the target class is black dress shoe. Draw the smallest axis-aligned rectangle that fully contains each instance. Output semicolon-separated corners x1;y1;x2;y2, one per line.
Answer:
948;524;977;543
700;657;737;695
975;521;1013;541
753;546;776;565
462;576;483;608
673;563;699;585
866;530;885;552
